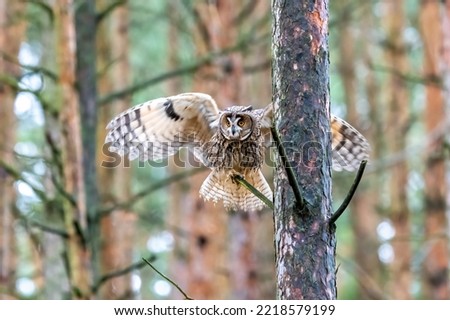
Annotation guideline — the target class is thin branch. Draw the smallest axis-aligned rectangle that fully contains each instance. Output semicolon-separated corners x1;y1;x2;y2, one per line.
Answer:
92;255;155;294
21;64;59;82
243;59;271;74
27;0;55;23
0;159;48;201
232;0;259;24
96;0;127;24
271;127;305;209
329;160;367;225
0;51;59;81
98;32;269;106
142;257;193;300
98;167;206;216
370;63;445;88
23;219;69;238
98;62;201;106
232;174;273;209
0;73;20;89
336;253;386;300
0;157;77;212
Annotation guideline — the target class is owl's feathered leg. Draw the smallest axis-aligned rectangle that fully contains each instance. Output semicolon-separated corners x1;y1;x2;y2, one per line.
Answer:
199;169;272;212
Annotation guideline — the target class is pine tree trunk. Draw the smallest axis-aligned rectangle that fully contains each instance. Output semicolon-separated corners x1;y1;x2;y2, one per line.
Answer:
165;0;191;299
75;0;100;283
205;0;262;300
176;0;243;299
245;1;276;299
41;15;69;299
229;211;260;299
384;0;411;299
272;0;336;299
96;0;135;299
419;0;450;299
0;0;26;299
54;0;91;298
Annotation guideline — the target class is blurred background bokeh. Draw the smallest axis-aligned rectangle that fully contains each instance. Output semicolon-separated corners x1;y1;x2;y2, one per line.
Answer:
0;0;449;299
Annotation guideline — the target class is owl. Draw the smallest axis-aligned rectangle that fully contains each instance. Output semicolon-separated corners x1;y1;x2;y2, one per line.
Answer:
105;92;369;211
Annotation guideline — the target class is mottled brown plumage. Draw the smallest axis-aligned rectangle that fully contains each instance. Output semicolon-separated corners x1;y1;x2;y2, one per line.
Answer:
200;105;271;211
105;92;369;211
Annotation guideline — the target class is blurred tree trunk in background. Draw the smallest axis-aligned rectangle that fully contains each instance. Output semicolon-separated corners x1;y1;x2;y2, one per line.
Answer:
75;0;100;283
40;2;69;298
384;0;411;299
229;211;260;299
54;0;91;299
337;0;382;299
96;0;135;299
272;0;336;299
244;1;276;299
168;0;275;299
419;0;450;299
357;2;384;299
176;0;234;299
210;0;261;300
166;0;192;299
0;0;26;299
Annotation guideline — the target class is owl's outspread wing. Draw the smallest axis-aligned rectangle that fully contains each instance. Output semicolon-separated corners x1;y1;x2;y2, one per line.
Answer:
105;92;219;162
105;92;370;212
330;115;370;171
262;103;369;171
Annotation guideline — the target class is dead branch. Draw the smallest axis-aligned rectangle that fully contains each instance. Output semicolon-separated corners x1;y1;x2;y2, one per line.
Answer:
271;127;305;210
92;255;156;294
142;257;193;300
232;174;273;209
98;167;207;216
329;160;367;225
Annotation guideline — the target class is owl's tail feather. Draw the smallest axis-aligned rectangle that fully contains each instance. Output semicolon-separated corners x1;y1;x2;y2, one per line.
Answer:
200;169;273;212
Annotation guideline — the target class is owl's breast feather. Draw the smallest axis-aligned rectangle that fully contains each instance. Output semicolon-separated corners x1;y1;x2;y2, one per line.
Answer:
203;134;264;172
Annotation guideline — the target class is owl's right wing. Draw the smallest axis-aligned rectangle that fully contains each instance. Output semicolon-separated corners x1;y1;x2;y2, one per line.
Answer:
105;92;219;161
331;115;370;171
258;103;369;171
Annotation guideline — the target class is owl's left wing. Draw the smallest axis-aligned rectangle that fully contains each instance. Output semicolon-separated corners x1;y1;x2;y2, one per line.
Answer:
105;92;219;161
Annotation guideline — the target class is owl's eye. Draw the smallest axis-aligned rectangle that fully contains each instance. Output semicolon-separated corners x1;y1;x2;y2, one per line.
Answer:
237;119;246;126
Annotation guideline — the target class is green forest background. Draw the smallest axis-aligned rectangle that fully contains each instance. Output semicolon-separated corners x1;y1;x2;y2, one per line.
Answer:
0;0;449;299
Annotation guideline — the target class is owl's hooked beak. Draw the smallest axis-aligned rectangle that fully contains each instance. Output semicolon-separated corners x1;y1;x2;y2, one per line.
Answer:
228;124;240;140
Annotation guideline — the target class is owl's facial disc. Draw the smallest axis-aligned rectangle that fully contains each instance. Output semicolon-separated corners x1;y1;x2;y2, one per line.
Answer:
220;113;253;141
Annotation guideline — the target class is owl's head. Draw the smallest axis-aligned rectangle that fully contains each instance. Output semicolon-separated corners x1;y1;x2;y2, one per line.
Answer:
219;106;255;141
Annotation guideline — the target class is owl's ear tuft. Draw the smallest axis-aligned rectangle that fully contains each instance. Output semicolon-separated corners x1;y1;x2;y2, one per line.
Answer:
259;103;274;129
243;106;253;112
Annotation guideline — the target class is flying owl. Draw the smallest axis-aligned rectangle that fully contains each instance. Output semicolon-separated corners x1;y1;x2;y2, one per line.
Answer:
105;92;369;211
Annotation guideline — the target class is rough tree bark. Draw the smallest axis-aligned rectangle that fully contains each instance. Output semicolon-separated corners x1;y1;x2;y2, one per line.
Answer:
272;0;336;299
0;0;26;299
419;0;450;299
384;0;411;299
54;0;91;298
